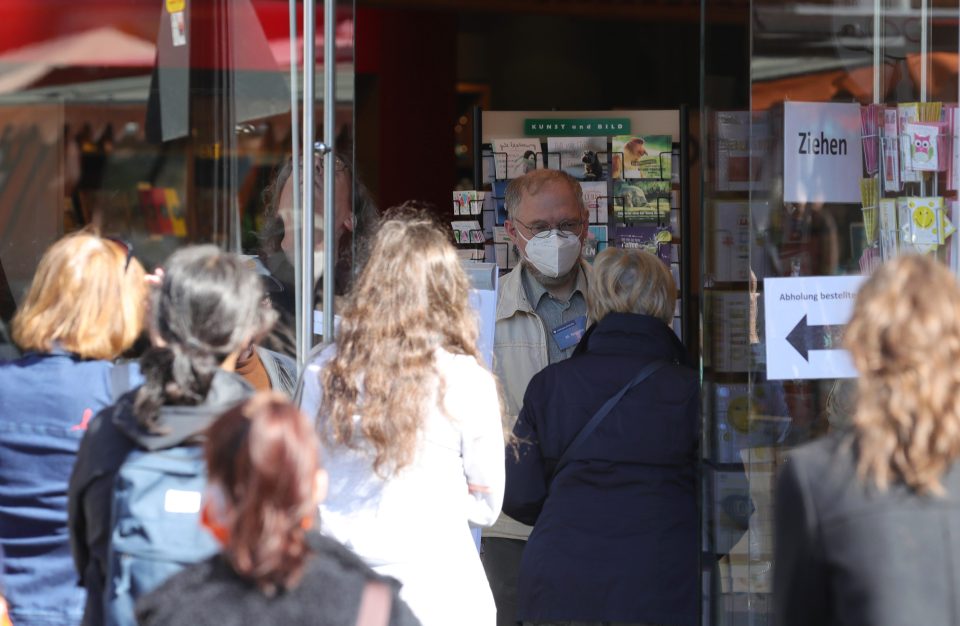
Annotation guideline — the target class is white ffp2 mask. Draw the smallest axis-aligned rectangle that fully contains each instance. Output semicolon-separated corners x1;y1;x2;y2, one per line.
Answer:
518;229;581;278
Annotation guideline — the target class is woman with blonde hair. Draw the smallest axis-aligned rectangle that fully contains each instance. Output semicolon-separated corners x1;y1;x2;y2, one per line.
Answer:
299;204;505;626
0;232;147;626
503;247;699;626
775;254;960;626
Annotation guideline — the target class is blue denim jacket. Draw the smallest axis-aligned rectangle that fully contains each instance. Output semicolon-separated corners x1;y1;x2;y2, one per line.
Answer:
0;351;140;626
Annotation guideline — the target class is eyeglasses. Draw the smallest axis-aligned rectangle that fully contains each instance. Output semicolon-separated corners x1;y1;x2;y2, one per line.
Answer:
512;217;584;239
106;237;134;271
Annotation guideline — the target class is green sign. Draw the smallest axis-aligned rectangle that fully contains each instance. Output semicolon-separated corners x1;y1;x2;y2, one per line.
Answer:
523;118;631;137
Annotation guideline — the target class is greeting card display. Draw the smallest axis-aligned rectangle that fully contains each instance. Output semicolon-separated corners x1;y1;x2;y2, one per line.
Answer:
613;180;671;222
452;190;483;216
580;181;609;224
612;135;672;180
904;122;943;172
546;136;607;181
491;138;542;180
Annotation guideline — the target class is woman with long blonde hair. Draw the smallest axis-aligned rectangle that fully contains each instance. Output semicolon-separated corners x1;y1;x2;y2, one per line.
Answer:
299;204;505;626
775;254;960;626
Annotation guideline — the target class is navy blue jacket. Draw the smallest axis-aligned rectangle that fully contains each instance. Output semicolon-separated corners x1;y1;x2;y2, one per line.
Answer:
503;313;699;626
0;351;140;626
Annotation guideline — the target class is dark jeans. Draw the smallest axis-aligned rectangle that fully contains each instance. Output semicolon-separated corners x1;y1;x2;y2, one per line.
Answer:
481;537;525;626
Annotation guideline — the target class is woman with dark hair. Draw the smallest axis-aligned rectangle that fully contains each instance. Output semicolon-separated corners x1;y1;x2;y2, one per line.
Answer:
299;207;506;626
0;232;148;626
68;245;275;626
775;255;960;626
136;392;420;626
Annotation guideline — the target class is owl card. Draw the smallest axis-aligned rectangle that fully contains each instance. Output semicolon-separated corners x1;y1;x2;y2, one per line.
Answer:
897;104;922;182
905;122;943;172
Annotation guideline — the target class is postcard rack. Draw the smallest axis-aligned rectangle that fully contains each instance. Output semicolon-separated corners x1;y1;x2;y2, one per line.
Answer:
462;107;692;353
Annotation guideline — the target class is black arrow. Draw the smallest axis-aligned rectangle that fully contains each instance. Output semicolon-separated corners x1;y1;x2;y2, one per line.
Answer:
786;315;846;361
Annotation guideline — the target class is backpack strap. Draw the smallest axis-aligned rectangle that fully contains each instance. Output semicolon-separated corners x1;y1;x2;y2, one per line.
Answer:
551;359;670;483
110;362;133;403
355;580;392;626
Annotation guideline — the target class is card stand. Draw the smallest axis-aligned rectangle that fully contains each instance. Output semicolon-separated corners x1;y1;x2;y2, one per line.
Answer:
491;151;510;181
541;150;559;170
656;150;672;181
492;150;549;181
491;239;514;271
452;198;483;217
875;132;947;196
590;197;613;225
609;150;672;182
889;131;948;178
469;198;485;216
611;195;627;223
611;194;671;227
453;226;487;256
861;131;881;177
611;150;624;178
583;230;610;260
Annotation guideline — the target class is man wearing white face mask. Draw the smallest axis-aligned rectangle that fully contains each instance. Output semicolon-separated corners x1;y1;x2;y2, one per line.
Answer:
483;169;589;626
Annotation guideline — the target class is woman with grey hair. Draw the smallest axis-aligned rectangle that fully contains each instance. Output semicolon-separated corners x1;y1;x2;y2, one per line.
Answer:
68;245;276;626
503;248;699;626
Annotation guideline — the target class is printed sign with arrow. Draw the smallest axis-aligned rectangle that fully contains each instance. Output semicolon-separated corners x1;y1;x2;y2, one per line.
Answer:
785;315;846;361
763;275;864;380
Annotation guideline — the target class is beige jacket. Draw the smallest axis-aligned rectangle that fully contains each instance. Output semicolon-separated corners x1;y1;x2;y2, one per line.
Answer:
486;262;588;540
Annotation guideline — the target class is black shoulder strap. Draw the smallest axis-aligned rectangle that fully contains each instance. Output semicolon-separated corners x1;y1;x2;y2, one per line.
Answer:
552;359;669;482
110;362;133;403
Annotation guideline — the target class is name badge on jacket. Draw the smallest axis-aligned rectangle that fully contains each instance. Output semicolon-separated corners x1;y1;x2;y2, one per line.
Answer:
552;315;587;351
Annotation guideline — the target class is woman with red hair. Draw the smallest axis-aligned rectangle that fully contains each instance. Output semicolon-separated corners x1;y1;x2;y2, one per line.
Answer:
136;392;420;626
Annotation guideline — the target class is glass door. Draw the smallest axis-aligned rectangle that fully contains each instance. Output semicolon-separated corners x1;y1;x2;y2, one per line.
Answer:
0;0;357;365
701;0;960;623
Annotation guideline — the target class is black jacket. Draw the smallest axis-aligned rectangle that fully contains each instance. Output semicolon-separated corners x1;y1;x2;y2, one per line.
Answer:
775;432;960;626
68;370;253;626
503;313;699;625
135;531;421;626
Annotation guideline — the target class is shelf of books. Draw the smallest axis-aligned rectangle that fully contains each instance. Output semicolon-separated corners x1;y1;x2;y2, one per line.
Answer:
450;109;690;342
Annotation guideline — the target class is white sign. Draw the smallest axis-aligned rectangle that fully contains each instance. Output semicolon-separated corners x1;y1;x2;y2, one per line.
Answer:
764;275;865;380
783;102;863;204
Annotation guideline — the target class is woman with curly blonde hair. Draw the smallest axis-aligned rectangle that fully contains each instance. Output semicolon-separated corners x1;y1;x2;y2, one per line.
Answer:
775;254;960;626
299;204;505;626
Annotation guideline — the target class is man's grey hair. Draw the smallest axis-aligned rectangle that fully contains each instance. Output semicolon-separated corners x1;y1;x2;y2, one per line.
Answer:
503;169;585;221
